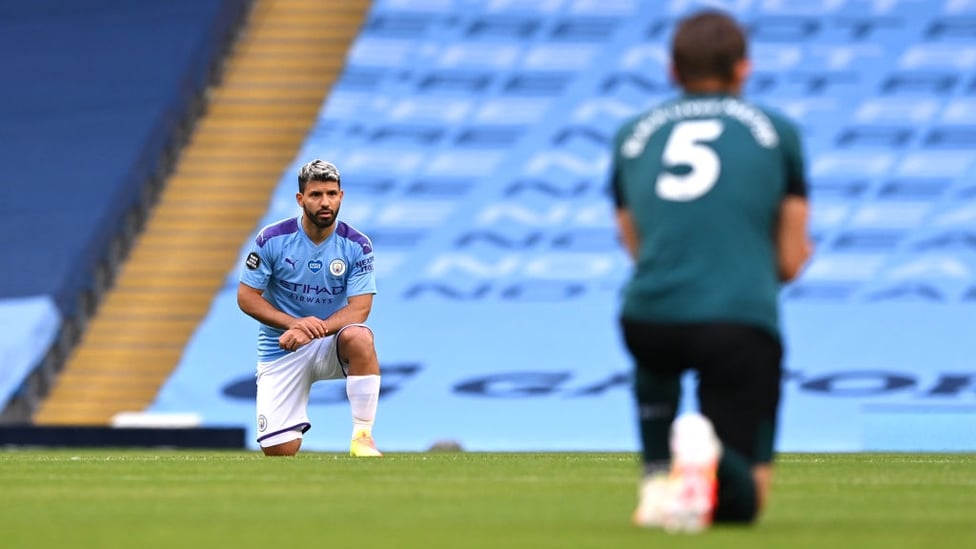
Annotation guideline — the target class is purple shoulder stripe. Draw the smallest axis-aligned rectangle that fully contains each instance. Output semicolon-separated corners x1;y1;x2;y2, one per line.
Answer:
336;221;373;254
255;217;300;248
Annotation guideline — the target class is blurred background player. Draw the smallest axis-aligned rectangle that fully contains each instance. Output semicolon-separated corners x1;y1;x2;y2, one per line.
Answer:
609;10;813;531
238;159;383;457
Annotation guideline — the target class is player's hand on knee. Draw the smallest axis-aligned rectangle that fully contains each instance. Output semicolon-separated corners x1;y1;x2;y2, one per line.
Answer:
278;328;312;351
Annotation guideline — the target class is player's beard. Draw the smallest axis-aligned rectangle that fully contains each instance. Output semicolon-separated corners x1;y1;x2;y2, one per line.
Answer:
305;203;339;229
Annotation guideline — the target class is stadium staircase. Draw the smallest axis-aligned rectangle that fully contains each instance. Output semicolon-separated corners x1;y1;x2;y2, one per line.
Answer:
33;0;372;425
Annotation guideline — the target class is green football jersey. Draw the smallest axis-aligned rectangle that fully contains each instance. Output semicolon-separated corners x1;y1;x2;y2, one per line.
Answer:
611;93;807;337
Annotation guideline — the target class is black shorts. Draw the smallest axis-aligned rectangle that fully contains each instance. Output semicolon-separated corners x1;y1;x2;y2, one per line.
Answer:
620;319;783;464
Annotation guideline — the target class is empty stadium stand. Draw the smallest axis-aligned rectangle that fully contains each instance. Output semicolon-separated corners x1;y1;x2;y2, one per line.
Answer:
5;0;974;452
0;0;367;425
151;0;976;452
0;0;251;420
29;0;372;426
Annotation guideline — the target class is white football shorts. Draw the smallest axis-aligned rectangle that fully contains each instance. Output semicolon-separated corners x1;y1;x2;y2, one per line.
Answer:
254;324;370;447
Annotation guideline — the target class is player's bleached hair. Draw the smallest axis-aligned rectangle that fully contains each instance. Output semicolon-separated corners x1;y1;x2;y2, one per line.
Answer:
297;159;341;192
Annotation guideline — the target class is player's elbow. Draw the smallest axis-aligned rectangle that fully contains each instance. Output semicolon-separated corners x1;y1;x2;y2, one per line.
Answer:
347;297;373;323
778;240;813;282
779;260;803;283
352;305;371;324
776;197;812;283
615;208;640;261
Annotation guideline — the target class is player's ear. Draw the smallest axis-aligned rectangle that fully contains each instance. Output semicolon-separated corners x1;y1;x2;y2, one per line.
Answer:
668;64;680;86
733;58;751;89
295;192;303;205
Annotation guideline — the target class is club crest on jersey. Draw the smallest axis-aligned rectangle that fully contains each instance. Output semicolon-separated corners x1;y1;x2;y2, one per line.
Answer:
307;259;323;274
329;259;346;276
257;415;267;432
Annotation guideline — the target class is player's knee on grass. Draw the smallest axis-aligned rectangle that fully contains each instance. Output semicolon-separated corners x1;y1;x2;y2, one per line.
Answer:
261;440;301;457
260;430;303;456
713;449;759;524
713;489;758;524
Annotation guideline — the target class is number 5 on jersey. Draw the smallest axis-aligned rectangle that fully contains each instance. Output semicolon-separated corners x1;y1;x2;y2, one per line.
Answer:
657;119;724;202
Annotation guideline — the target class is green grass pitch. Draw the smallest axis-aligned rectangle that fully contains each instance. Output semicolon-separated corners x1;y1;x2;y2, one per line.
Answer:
1;451;974;548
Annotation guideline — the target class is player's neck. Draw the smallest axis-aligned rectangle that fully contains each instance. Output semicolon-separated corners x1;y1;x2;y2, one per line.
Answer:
682;78;741;95
300;215;336;245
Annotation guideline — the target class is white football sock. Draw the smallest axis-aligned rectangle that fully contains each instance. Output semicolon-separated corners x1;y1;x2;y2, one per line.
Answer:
346;374;381;437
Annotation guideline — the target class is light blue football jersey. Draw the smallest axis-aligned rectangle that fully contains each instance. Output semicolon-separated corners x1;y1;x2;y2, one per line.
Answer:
240;216;376;361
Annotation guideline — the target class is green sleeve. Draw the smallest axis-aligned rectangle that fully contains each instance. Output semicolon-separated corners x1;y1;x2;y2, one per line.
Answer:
776;117;808;197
